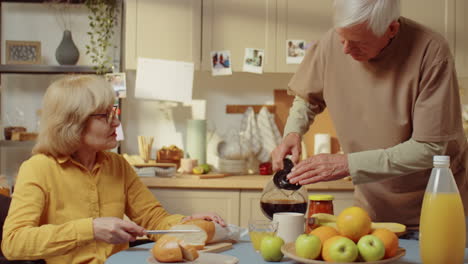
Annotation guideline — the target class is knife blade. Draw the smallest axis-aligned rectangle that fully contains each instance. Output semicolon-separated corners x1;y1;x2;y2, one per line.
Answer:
145;229;201;235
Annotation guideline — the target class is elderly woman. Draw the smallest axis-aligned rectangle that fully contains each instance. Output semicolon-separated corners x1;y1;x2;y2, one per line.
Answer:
1;75;224;264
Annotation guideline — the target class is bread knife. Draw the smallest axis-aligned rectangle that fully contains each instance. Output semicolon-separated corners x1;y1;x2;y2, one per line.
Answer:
145;230;201;235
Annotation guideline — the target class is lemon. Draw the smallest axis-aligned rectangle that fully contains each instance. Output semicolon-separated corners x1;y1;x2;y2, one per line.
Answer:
192;166;204;175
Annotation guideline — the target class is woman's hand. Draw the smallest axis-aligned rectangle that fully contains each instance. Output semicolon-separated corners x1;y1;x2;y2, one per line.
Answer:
93;217;146;244
272;133;302;171
182;213;227;227
287;153;350;185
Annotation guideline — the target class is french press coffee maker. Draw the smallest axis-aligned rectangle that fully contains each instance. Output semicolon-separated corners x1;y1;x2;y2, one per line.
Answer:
260;158;308;219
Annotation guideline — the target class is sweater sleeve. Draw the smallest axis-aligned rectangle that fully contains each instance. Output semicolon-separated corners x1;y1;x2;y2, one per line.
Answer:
283;96;319;137
348;138;447;184
122;159;184;240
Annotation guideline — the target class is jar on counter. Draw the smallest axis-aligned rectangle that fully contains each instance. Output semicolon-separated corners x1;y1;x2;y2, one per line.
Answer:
306;194;334;233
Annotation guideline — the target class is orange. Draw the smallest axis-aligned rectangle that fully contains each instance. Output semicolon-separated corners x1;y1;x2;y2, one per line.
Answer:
336;206;372;242
310;226;340;244
372;228;399;259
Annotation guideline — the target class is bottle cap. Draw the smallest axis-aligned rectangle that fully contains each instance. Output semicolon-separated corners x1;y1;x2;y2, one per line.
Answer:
308;194;334;201
433;155;450;165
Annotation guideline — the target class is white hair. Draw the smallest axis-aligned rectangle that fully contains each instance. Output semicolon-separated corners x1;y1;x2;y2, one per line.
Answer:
334;0;400;36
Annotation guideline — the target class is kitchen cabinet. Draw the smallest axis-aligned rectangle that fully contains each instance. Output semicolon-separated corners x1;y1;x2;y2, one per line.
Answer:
143;175;354;227
149;188;240;225
275;0;333;73
201;0;276;72
150;188;354;228
124;0;202;70
239;190;354;227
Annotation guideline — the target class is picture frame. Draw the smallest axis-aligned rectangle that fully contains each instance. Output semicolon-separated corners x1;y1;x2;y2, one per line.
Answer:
105;72;127;98
6;40;41;65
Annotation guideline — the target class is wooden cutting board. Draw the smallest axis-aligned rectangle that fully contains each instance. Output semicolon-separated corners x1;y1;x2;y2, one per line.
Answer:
133;162;177;168
274;89;341;156
200;242;233;253
176;173;229;179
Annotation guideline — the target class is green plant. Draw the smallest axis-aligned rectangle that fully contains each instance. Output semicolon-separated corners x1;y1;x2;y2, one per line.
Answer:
85;0;119;74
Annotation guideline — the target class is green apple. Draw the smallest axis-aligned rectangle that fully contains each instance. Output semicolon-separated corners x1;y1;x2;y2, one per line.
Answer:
327;236;358;262
200;164;211;173
357;235;385;261
295;234;321;259
260;235;284;262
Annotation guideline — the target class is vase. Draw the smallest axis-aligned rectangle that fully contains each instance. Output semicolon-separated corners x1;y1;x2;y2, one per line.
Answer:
55;30;79;65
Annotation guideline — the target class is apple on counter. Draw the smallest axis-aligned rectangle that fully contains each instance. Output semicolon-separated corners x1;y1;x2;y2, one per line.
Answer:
260;235;284;262
357;235;385;261
295;234;321;259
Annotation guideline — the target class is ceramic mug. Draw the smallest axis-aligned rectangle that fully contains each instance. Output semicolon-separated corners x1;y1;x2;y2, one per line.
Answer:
180;158;198;173
273;212;305;243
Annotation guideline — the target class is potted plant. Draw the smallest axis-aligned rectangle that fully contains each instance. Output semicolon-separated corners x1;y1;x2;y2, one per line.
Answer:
85;0;119;74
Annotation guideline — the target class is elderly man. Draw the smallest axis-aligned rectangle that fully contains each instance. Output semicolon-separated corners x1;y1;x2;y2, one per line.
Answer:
272;0;468;233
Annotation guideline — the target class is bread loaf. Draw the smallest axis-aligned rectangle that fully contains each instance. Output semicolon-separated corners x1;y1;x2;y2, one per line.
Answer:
152;235;183;262
179;240;199;261
183;219;215;242
168;224;207;249
152;235;199;262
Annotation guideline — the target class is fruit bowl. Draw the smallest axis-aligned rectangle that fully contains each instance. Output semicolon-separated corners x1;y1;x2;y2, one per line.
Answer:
281;242;406;264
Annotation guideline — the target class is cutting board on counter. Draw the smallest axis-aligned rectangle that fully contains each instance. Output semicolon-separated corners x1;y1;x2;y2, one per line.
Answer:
176;173;229;179
200;242;233;253
274;89;341;156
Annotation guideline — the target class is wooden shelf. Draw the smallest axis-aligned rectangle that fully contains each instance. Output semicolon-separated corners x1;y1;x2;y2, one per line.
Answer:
0;0;84;3
0;64;98;74
0;140;35;147
226;104;275;114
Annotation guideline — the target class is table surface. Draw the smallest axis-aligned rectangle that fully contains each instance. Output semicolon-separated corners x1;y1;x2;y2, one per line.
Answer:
105;237;468;264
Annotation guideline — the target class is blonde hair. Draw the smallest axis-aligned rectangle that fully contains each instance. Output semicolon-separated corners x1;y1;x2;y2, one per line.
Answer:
33;75;115;157
334;0;400;36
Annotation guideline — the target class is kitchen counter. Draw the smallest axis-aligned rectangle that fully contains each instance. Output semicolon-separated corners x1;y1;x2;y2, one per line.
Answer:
139;174;354;190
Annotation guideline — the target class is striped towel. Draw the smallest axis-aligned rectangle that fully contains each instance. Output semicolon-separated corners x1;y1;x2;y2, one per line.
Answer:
239;107;261;158
256;107;282;162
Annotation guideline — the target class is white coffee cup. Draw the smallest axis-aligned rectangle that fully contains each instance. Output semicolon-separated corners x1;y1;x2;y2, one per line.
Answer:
273;212;305;243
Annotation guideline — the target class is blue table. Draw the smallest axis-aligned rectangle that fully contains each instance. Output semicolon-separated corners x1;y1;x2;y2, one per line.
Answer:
106;237;468;264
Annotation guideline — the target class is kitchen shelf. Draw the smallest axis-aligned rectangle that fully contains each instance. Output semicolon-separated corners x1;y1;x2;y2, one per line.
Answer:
0;140;35;147
0;0;84;3
0;64;98;74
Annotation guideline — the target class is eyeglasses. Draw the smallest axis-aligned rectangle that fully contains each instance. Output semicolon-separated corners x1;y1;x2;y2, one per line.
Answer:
90;106;118;124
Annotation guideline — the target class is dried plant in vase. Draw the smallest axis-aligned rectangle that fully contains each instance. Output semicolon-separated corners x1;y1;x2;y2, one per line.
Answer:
47;0;82;65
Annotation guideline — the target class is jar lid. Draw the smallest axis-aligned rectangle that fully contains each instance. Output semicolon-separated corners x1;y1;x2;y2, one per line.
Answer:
308;194;334;201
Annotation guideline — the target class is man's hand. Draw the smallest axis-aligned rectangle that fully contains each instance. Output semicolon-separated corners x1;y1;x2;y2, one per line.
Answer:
182;212;227;227
272;133;302;171
287;154;350;185
93;217;145;244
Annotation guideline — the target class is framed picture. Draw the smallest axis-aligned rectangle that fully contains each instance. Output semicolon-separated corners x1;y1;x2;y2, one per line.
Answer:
105;72;127;98
6;41;41;64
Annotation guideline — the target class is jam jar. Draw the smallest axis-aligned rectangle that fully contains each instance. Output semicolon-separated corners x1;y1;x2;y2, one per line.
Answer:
306;194;334;233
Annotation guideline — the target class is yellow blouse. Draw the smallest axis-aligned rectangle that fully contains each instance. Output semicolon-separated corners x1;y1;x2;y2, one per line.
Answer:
1;151;184;264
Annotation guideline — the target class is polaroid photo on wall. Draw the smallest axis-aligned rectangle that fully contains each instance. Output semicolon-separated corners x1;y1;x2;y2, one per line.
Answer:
211;50;232;76
286;40;306;64
243;48;264;74
105;72;127;98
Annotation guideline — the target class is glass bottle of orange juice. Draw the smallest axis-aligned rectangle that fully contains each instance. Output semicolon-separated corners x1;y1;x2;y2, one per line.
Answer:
419;155;465;264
